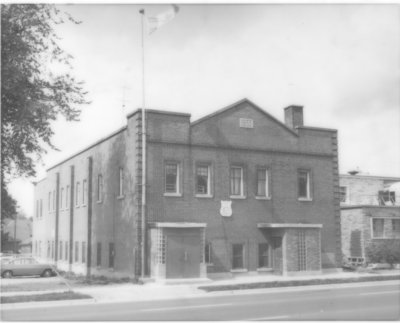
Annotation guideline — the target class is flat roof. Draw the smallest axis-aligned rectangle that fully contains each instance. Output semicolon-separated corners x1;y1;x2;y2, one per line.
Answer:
257;223;323;229
341;205;400;210
340;174;400;181
150;222;207;228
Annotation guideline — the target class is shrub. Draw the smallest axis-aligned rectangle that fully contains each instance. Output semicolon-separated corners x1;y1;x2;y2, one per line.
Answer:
365;240;400;267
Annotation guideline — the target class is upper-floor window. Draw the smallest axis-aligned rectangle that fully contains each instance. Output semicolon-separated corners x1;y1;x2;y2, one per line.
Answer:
298;169;311;200
53;190;56;211
97;174;103;202
60;187;64;209
339;186;348;203
372;218;384;238
118;168;124;197
256;168;270;198
48;192;51;212
165;162;180;195
82;179;87;205
40;199;42;218
196;164;211;196
36;200;39;218
75;182;80;206
378;190;396;206
230;166;244;197
66;185;69;209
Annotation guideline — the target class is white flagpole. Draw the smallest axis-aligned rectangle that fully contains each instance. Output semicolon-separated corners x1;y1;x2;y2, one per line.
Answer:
139;8;146;279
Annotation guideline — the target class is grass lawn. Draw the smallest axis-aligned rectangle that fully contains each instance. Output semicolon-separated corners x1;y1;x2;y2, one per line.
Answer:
1;281;68;293
1;291;92;304
199;274;400;292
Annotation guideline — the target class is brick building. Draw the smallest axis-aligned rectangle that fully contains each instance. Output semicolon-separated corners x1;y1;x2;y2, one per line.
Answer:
339;173;400;265
33;99;341;280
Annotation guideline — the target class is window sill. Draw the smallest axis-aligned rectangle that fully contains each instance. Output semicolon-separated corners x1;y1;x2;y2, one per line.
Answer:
298;198;312;202
230;268;248;273
164;193;182;197
257;267;274;272
230;195;246;200
196;194;213;199
117;195;124;200
255;196;271;200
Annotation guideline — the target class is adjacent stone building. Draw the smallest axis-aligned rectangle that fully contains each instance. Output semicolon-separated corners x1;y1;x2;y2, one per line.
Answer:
339;173;400;264
33;99;341;280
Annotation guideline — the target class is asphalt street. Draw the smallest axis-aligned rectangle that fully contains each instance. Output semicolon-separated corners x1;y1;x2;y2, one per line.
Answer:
2;282;399;321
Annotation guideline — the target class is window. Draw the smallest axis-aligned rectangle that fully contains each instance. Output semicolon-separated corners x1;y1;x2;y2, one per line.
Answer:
61;188;64;209
48;192;51;211
53;190;56;211
379;191;396;206
36;200;39;218
51;241;55;259
232;243;245;269
205;242;212;264
165;162;179;194
47;241;50;258
65;241;69;261
339;186;348;203
372;218;384;238
298;169;311;200
118;168;124;197
75;182;80;206
66;185;69;209
392;219;400;237
97;242;102;266
109;243;115;268
39;241;42;256
59;241;63;260
230;166;244;197
82;180;87;205
256;168;270;198
75;241;79;262
196;165;211;195
97;175;103;202
258;243;271;268
82;242;86;263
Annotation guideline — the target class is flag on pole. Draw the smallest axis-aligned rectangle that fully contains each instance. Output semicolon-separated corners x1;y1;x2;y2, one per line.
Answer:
147;4;179;34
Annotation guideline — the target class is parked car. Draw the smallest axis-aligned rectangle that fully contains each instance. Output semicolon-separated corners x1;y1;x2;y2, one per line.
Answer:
1;257;55;278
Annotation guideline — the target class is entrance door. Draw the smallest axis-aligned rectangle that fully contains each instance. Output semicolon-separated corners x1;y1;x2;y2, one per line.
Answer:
272;236;283;273
166;229;201;279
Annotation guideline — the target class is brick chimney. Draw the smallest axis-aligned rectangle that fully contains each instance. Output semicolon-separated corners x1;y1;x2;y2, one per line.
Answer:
284;105;304;129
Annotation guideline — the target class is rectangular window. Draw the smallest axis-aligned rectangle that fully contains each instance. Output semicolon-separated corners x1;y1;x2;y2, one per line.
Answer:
196;165;210;195
165;163;179;194
258;243;270;268
339;186;347;203
59;241;63;261
82;179;87;205
378;191;396;206
48;192;51;211
82;242;86;263
230;166;244;197
65;241;69;261
53;190;56;211
232;243;244;269
109;243;115;268
97;175;103;202
205;242;212;264
298;230;307;271
51;241;55;259
36;200;39;218
239;118;254;128
256;168;270;197
61;188;64;209
392;219;400;237
118;168;124;197
39;241;42;256
47;241;50;258
75;182;80;206
75;241;79;262
372;218;384;238
298;169;311;200
97;242;102;266
66;185;69;208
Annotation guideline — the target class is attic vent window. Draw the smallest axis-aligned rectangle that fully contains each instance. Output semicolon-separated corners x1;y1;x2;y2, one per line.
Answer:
239;118;254;128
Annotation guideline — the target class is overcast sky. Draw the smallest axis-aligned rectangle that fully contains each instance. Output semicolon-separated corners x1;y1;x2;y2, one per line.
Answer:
8;4;400;217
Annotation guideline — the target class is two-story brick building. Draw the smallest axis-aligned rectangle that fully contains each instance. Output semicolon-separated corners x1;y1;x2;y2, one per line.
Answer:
339;173;400;265
33;99;341;280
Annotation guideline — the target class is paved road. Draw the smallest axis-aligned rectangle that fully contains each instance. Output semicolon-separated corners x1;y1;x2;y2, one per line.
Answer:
2;282;399;321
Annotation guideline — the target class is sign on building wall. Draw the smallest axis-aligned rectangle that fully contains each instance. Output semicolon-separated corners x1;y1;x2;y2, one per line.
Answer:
220;201;232;217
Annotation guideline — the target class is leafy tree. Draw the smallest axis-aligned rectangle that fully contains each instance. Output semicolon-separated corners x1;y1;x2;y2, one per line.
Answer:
1;4;88;221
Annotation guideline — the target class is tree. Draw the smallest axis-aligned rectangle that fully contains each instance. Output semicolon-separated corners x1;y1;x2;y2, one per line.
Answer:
1;4;88;221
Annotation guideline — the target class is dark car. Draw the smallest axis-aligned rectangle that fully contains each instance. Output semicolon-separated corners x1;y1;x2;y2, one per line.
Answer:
1;257;55;278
